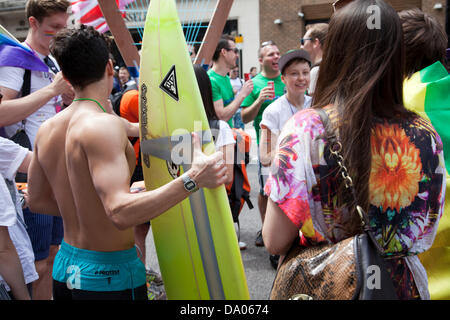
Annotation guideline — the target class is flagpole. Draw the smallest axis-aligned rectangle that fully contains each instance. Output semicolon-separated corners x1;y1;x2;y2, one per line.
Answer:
97;0;140;74
193;0;234;67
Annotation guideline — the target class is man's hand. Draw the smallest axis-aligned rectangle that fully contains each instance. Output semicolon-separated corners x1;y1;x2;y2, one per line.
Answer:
50;72;73;97
188;132;228;189
61;88;75;106
238;79;254;98
257;85;275;103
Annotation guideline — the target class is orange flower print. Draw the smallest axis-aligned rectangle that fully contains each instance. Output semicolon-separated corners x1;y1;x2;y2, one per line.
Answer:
369;124;422;212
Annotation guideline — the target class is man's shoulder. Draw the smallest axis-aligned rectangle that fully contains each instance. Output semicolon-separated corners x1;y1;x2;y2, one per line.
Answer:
63;113;124;152
208;69;228;82
252;73;281;89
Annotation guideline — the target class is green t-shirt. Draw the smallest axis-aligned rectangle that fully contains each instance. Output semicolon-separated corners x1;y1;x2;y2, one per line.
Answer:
241;73;285;144
207;69;235;127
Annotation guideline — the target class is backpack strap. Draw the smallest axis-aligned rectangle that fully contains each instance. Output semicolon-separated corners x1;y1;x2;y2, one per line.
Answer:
21;69;31;97
17;69;32;129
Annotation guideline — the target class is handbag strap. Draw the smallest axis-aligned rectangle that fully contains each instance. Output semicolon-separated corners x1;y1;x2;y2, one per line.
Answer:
316;108;386;256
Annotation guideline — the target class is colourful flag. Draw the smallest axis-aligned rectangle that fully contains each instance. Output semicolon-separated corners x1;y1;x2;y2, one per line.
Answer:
0;33;48;72
70;0;135;33
404;61;450;300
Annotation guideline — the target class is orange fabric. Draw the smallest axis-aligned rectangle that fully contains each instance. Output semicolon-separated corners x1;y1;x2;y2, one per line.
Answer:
119;89;140;164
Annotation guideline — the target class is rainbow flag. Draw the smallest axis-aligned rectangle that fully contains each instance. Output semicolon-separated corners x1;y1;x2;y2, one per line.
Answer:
404;61;450;300
0;33;48;72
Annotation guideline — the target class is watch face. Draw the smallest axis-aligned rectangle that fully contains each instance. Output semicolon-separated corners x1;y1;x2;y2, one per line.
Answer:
185;181;196;190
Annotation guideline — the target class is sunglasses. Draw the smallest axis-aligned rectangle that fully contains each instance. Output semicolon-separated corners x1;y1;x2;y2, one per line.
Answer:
261;40;276;47
0;92;2;103
225;47;239;54
300;38;313;45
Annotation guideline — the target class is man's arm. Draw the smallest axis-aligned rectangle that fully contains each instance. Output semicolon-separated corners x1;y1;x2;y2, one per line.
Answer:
241;86;274;123
0;226;30;300
0;72;72;127
85;116;227;230
27;133;60;216
214;80;253;122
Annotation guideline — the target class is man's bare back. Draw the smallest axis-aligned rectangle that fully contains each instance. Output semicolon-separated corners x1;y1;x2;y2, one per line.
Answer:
27;26;228;299
29;102;137;251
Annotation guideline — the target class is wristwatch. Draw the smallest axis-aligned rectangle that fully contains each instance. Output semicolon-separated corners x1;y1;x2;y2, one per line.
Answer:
181;173;199;193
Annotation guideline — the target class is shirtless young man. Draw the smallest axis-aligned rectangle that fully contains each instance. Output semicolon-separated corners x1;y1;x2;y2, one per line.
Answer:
27;26;228;300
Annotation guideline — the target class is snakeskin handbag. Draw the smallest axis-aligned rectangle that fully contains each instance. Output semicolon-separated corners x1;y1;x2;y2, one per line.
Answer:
269;109;397;300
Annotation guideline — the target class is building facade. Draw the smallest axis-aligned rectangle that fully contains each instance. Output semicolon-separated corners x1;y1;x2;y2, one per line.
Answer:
0;0;448;76
260;0;448;59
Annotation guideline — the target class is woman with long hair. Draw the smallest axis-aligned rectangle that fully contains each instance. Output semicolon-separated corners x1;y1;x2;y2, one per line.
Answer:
262;0;445;299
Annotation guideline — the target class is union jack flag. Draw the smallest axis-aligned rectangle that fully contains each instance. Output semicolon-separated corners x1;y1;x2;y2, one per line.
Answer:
71;0;135;33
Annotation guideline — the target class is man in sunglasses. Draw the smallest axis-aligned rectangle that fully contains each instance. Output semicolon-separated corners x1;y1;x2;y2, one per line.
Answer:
300;23;328;96
207;35;253;128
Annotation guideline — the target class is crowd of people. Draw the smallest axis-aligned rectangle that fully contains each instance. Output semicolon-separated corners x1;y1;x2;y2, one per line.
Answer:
0;0;449;301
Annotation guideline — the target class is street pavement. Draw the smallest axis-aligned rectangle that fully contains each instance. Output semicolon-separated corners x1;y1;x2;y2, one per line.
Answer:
145;122;277;300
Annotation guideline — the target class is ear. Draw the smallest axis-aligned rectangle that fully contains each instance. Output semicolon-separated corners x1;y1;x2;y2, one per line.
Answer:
106;59;114;76
28;16;39;31
281;74;287;84
313;38;321;49
220;47;228;57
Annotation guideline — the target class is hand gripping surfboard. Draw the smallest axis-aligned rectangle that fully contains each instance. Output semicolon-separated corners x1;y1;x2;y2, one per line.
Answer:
139;0;249;300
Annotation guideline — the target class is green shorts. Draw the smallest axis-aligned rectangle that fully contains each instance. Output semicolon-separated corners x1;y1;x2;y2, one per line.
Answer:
53;240;146;292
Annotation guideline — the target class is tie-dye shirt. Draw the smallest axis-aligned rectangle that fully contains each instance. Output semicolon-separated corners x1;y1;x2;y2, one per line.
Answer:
265;108;446;300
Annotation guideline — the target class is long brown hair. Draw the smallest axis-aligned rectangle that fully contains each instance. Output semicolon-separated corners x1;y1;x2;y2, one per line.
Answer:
193;64;219;121
313;0;416;235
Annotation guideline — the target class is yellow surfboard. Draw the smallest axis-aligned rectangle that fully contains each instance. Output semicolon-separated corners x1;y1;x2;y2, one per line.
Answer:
139;0;249;300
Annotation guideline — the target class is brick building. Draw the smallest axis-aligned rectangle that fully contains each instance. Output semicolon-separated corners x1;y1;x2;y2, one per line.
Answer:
260;0;449;56
0;0;448;74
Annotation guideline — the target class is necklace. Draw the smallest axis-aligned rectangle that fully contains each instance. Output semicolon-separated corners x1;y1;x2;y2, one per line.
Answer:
73;98;106;113
286;96;301;116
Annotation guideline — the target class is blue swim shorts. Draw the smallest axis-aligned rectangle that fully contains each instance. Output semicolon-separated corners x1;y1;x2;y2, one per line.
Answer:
53;240;146;293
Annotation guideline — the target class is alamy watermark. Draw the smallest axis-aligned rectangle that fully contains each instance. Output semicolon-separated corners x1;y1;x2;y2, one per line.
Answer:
367;5;381;30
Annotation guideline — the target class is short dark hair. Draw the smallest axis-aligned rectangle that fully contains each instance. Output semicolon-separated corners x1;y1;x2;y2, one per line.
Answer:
399;8;448;77
212;35;234;62
26;0;71;22
50;25;111;90
282;58;311;75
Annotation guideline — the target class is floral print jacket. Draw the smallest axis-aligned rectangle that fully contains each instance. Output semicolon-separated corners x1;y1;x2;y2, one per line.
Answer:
265;108;446;300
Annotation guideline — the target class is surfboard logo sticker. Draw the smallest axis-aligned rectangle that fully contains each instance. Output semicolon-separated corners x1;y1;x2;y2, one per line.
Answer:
140;83;150;168
166;160;181;179
159;65;179;101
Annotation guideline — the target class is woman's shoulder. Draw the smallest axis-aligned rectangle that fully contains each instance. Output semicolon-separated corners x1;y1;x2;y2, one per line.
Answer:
373;115;442;148
287;108;324;132
277;108;326;149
